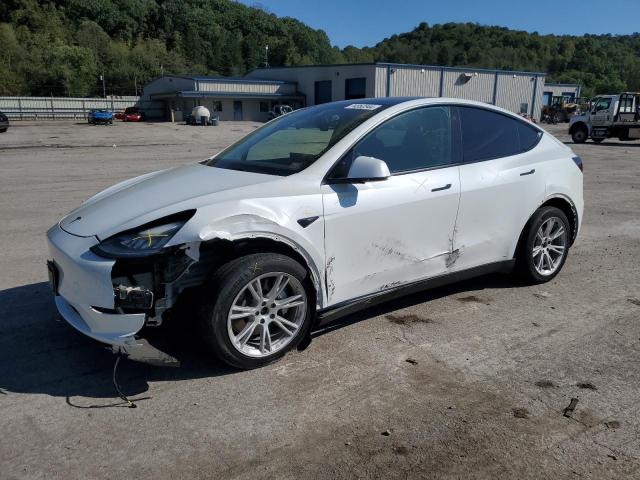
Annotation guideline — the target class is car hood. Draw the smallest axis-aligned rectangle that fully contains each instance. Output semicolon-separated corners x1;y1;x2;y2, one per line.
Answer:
59;164;278;238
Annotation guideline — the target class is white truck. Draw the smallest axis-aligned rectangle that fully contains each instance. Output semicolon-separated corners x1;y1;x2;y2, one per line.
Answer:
569;92;640;143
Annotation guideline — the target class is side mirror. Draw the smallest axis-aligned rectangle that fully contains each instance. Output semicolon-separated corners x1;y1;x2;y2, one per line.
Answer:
346;155;391;182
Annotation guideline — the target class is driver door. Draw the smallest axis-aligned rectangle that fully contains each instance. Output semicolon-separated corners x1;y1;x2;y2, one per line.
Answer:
591;97;613;127
321;106;461;306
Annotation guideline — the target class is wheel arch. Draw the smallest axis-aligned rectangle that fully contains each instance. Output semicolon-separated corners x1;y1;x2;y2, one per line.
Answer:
513;195;579;259
197;233;323;310
569;121;589;135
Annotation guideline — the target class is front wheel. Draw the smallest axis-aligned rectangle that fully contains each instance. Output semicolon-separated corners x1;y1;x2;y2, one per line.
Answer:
516;206;571;284
199;253;313;369
571;126;588;144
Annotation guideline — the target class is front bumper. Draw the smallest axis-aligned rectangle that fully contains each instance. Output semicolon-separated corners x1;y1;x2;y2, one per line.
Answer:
46;224;145;347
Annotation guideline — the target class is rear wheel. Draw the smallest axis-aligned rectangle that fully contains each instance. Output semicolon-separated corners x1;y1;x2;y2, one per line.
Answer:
199;253;313;369
516;207;570;284
571;126;588;144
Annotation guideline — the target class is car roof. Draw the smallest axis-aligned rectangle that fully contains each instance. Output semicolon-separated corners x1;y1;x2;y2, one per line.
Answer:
327;97;421;108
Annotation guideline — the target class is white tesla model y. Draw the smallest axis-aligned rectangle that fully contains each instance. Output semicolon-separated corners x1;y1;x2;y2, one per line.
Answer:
47;97;583;369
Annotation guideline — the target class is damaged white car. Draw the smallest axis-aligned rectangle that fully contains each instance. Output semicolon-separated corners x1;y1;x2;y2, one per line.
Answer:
47;97;583;369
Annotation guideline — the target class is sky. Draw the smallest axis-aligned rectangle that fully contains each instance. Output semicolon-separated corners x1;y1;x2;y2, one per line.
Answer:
238;0;640;48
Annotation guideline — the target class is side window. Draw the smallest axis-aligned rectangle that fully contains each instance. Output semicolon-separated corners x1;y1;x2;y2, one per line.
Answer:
347;106;453;174
460;107;536;162
593;98;611;112
517;122;542;152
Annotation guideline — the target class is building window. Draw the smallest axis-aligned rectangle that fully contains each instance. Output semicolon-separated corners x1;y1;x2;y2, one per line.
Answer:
314;80;332;104
259;101;269;113
345;77;366;100
212;101;222;112
520;103;529;114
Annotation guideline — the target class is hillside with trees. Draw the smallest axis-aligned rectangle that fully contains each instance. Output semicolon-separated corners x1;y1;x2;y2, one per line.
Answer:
366;22;640;97
0;0;638;97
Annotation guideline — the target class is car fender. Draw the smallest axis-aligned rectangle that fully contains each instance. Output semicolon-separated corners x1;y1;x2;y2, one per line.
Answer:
510;192;581;258
168;206;327;308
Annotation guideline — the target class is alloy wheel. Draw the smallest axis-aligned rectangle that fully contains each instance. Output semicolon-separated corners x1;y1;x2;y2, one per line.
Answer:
227;272;307;357
532;217;567;276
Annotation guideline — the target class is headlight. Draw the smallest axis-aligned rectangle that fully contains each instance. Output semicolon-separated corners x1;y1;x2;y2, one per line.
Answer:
91;211;195;258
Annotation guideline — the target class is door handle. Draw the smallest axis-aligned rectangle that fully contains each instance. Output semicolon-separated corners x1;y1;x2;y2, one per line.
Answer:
431;183;452;192
520;169;535;176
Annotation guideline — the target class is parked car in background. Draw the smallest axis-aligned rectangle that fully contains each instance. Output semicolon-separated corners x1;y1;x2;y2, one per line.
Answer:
114;110;125;121
122;107;143;122
88;109;113;125
0;111;9;132
47;97;583;370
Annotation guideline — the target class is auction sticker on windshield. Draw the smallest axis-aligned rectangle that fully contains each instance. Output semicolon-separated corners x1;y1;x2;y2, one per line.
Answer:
345;104;382;110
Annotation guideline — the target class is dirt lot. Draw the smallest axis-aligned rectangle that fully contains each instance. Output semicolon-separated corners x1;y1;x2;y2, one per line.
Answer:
1;120;639;479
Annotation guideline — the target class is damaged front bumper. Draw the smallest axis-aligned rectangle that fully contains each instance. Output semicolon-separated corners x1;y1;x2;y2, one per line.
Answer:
46;223;179;365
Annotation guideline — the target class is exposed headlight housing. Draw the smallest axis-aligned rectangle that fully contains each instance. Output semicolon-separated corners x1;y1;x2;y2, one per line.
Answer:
91;210;195;258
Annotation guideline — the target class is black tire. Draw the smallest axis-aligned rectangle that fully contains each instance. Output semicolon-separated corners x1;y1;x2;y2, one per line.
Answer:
592;138;604;143
199;253;314;369
571;126;588;144
0;128;7;133
515;206;571;284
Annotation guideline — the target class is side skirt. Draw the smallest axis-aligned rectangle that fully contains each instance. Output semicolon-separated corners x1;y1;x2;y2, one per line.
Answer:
315;260;515;327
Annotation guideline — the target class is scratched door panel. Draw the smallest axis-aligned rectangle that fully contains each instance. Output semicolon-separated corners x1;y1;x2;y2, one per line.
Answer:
321;166;460;306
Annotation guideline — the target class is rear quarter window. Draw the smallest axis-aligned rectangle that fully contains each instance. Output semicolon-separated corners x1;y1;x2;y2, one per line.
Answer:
460;107;541;162
517;122;543;152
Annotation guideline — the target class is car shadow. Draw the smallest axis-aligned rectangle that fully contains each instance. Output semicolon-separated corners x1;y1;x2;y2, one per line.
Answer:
563;140;640;147
312;273;518;339
0;274;520;405
0;282;237;406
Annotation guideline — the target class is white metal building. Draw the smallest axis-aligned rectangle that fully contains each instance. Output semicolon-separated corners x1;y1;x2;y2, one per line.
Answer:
142;62;547;121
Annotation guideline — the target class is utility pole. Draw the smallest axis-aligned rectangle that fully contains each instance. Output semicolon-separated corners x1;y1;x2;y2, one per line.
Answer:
134;75;138;97
100;72;106;98
264;45;269;68
160;64;164;77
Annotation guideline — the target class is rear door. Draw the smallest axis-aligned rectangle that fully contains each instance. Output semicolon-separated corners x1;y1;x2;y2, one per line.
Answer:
452;106;546;271
322;106;461;305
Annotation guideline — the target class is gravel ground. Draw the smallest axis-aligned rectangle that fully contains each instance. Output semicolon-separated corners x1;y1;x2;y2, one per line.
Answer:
1;120;639;479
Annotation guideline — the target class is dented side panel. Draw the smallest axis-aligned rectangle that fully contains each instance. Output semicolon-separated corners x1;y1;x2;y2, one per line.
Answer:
167;183;327;307
321;167;461;305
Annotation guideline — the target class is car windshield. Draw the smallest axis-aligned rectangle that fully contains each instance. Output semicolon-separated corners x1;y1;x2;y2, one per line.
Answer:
206;101;389;176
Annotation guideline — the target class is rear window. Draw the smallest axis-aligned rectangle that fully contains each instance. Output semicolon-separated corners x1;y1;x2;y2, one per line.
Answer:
460;107;541;162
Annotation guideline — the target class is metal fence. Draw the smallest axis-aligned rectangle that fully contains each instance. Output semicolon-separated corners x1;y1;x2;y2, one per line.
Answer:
0;96;152;120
